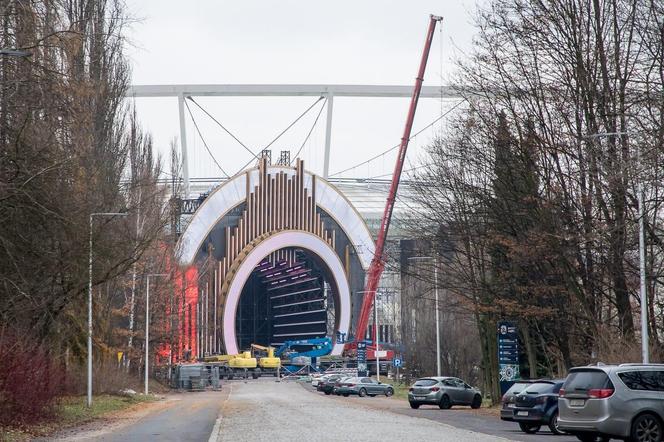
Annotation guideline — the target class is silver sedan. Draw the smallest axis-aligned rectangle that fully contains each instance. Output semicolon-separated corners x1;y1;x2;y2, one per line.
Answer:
334;377;395;397
408;376;482;409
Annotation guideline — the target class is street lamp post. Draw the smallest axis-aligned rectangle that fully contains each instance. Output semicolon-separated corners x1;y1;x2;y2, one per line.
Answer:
145;273;168;395
0;48;31;58
375;292;380;382
88;212;127;408
588;131;648;363
408;256;441;377
638;171;648;363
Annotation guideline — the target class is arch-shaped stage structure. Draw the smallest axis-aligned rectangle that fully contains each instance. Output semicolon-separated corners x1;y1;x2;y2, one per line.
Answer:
175;158;374;357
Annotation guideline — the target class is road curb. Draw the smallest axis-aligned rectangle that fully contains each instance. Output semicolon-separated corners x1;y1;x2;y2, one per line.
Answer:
207;415;223;442
208;382;233;442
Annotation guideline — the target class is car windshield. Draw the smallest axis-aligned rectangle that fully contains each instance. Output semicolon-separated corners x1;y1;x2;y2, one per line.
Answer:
564;369;613;392
522;382;555;394
504;382;530;395
414;379;438;387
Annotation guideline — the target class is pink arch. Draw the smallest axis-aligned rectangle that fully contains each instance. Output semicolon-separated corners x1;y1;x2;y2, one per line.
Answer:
222;231;350;356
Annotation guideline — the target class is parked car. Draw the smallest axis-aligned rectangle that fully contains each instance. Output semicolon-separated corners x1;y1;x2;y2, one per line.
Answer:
311;374;329;388
511;379;566;435
334;377;394;397
408;377;482;409
559;363;664;442
500;381;533;421
333;376;353;395
318;374;346;394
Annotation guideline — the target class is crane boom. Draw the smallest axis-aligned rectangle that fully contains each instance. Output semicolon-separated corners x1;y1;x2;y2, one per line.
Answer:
352;15;443;346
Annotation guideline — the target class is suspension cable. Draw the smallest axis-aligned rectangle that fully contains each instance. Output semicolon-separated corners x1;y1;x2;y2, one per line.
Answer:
187;96;260;162
234;96;326;174
183;99;230;177
290;97;327;165
265;96;324;150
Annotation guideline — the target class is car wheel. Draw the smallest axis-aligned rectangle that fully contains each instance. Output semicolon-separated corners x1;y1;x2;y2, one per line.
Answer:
385;387;394;397
631;413;663;442
548;410;564;435
409;402;420;409
439;394;452;410
518;422;541;434
471;394;482;409
342;393;349;397
359;388;367;397
228;373;234;380
324;391;331;395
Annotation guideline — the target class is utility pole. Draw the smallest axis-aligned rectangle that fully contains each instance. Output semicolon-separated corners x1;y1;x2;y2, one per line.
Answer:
433;258;440;377
408;256;441;376
375;293;380;382
88;212;127;407
637;144;649;363
588;131;649;362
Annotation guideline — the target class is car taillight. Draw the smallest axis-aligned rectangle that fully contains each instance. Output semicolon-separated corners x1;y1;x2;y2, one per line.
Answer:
348;384;355;387
558;388;565;397
430;387;440;392
588;388;614;399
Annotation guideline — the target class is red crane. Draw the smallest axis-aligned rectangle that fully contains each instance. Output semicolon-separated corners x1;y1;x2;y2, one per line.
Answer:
351;14;443;348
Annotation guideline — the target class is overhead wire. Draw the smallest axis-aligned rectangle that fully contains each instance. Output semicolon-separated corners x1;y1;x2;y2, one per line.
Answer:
328;99;465;178
183;98;230;177
290;97;327;165
366;164;430;180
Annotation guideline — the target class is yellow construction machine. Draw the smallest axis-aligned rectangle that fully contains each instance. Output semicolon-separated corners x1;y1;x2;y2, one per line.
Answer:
203;351;259;379
250;344;281;377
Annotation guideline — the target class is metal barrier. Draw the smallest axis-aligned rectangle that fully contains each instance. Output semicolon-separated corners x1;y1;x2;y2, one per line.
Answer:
172;363;222;391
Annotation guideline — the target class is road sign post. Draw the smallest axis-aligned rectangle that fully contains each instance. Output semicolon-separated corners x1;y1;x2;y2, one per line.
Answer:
357;341;368;377
497;321;520;395
393;357;402;384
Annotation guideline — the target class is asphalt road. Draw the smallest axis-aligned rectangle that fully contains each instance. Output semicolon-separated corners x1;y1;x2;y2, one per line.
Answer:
50;390;227;442
218;379;512;442
301;382;579;442
50;379;582;441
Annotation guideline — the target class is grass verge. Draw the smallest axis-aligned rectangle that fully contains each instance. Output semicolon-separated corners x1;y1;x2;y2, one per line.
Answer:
373;378;411;400
0;394;158;442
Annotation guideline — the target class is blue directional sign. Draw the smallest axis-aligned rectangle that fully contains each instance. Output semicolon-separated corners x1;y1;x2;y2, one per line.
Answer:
357;341;368;376
497;321;520;385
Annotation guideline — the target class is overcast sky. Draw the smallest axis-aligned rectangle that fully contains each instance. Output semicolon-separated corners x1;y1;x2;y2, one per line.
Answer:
125;1;482;185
